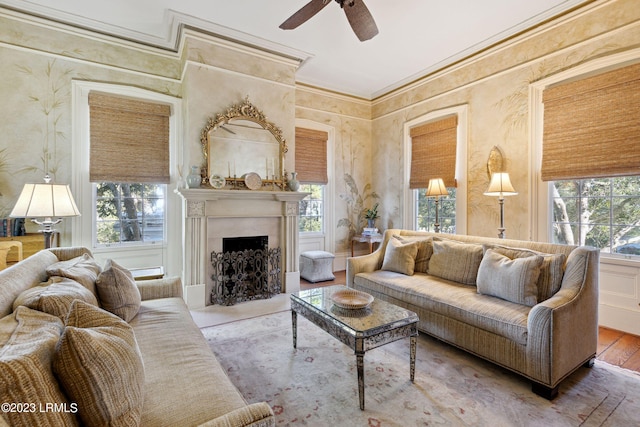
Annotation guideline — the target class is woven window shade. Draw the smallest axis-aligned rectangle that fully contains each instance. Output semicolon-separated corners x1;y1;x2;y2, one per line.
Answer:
541;62;640;181
409;115;458;188
89;92;171;183
295;127;328;184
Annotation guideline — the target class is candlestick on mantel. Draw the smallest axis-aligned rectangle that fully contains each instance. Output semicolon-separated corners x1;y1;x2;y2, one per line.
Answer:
228;162;231;178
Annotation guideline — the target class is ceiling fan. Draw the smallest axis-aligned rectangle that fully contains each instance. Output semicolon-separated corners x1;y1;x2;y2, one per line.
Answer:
279;0;379;42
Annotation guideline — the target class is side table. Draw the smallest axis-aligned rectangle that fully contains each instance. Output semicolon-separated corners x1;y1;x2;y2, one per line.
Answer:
351;234;383;257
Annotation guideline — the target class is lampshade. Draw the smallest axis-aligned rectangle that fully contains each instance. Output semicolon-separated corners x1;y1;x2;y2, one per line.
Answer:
425;178;448;197
10;182;80;219
484;172;518;197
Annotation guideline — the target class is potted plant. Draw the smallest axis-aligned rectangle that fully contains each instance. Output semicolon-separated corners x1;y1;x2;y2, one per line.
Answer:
364;202;379;229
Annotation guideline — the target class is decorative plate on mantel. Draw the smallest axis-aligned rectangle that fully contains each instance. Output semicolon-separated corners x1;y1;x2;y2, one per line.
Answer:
331;289;374;310
209;174;226;189
243;172;262;190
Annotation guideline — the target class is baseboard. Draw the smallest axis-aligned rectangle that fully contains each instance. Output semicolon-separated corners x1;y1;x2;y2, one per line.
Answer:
599;303;640;336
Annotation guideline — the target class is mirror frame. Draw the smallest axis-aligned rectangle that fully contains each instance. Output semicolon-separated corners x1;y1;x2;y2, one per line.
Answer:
200;97;288;188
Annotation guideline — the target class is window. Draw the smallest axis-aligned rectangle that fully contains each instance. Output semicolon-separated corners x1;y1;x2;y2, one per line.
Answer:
550;177;640;256
88;91;171;249
416;187;456;233
295;127;328;235
299;184;324;233
95;183;165;246
539;61;640;257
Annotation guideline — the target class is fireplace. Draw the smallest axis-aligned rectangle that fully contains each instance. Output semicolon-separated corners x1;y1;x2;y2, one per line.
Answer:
176;188;308;309
210;236;281;305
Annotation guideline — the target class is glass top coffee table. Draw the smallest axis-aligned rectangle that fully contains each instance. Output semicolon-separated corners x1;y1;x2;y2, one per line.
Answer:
290;285;418;410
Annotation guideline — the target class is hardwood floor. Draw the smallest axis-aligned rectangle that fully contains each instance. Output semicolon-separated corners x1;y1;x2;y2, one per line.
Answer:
301;270;640;374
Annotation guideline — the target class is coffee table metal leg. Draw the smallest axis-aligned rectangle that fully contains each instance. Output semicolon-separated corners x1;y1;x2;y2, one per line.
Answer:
356;352;365;410
291;310;297;349
410;335;416;382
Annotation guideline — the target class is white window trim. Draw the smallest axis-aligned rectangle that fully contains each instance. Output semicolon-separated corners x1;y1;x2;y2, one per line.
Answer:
295;119;335;252
529;48;640;249
403;105;468;234
71;81;182;273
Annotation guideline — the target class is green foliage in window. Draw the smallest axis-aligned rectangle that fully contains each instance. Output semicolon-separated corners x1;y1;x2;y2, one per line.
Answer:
95;183;165;245
552;177;640;255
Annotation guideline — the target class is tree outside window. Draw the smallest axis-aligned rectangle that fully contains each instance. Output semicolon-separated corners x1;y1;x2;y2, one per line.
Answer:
299;184;323;233
551;176;640;256
95;183;165;245
416;188;456;233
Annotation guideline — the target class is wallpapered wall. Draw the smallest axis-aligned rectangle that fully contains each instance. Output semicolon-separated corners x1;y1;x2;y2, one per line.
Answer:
370;0;640;240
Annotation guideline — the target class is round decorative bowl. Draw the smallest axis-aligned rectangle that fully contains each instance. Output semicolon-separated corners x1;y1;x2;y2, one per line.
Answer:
331;289;374;310
243;172;262;190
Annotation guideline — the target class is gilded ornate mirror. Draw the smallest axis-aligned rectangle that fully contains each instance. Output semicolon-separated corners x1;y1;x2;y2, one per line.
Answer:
200;97;288;189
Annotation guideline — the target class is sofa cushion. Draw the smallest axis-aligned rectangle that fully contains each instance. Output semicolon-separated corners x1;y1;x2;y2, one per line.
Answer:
0;307;77;427
428;238;483;285
46;253;101;296
477;249;543;306
353;271;530;345
394;235;433;273
12;277;98;320
96;259;141;322
484;244;566;302
382;237;418;275
130;297;250;426
53;300;144;427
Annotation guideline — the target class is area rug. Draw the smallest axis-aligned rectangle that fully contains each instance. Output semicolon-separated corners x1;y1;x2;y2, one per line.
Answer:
202;312;640;426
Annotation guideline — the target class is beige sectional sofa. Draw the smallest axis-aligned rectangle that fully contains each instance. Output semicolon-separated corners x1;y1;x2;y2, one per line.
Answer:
0;247;274;427
347;229;599;399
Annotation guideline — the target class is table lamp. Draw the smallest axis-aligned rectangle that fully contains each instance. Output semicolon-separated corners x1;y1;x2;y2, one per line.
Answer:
425;178;448;233
9;175;80;248
484;172;517;238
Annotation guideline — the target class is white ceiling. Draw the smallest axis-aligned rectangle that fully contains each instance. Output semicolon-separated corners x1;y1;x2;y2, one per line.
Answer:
2;0;589;99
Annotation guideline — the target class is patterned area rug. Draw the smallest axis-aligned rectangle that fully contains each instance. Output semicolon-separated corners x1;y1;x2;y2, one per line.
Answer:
202;311;640;426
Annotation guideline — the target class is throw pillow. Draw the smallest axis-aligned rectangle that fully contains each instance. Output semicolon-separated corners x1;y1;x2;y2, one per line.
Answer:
381;237;419;275
483;244;566;302
393;235;433;273
0;307;77;427
12;277;99;320
476;249;544;306
53;300;145;427
95;259;141;322
46;253;101;296
427;238;483;285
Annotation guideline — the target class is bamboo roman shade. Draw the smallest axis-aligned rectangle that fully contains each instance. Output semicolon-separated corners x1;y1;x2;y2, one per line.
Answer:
409;115;458;188
541;62;640;181
89;92;171;183
295;127;328;184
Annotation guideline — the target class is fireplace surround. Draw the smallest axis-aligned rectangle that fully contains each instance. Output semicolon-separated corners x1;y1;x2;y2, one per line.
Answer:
176;188;307;309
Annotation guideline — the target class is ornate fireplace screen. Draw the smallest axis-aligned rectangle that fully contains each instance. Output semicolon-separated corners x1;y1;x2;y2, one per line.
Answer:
210;247;282;305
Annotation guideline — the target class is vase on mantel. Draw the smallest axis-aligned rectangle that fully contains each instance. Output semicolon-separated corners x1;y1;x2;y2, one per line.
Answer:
288;171;300;191
186;166;201;188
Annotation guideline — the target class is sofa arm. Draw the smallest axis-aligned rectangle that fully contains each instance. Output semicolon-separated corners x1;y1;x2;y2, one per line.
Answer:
347;251;384;287
136;276;183;300
197;402;275;427
526;246;599;386
48;247;93;261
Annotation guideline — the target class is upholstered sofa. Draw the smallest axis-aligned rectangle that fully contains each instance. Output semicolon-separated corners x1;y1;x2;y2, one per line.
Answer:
347;229;599;399
0;247;274;427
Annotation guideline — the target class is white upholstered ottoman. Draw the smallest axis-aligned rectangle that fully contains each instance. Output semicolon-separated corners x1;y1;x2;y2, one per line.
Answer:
300;251;335;283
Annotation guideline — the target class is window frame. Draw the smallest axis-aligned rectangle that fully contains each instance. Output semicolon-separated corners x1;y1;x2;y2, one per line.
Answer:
71;81;182;270
403;105;468;234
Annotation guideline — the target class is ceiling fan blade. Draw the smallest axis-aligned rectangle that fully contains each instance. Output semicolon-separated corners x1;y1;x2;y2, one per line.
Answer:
343;0;379;41
280;0;331;30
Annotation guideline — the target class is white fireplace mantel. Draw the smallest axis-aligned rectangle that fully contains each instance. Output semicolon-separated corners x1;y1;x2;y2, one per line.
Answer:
175;188;308;309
